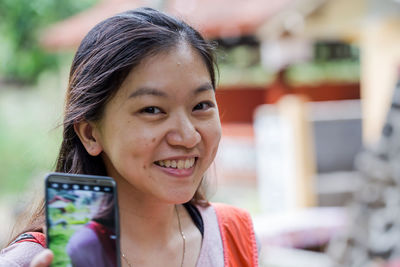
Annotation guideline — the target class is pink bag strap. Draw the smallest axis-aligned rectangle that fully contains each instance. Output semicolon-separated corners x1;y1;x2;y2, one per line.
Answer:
11;232;46;248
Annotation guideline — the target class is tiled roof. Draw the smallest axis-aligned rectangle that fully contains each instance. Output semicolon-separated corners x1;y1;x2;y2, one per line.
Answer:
40;0;293;50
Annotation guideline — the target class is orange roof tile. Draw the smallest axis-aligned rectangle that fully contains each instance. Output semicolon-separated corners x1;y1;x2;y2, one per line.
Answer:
167;0;293;39
40;0;293;51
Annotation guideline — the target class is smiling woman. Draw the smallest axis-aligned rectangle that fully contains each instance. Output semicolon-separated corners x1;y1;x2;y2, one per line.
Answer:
82;42;222;206
0;7;259;267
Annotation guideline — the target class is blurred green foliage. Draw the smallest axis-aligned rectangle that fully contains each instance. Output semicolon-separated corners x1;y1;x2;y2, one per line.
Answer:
286;59;360;86
0;72;64;195
217;46;273;86
216;45;359;87
65;203;76;213
0;0;98;83
68;218;90;225
49;226;74;266
49;208;62;220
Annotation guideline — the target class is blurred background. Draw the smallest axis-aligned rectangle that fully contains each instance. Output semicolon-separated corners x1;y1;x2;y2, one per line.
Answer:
2;0;400;266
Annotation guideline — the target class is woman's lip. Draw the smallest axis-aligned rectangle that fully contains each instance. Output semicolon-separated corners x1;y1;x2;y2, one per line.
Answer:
154;163;196;178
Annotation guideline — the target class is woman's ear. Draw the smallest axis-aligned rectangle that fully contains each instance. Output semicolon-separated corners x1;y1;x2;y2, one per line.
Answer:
74;121;103;156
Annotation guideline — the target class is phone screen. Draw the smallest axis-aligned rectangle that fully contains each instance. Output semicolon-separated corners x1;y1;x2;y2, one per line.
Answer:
45;173;119;267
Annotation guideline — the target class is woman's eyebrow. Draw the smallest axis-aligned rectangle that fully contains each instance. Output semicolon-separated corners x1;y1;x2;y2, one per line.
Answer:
128;87;168;98
193;83;214;95
128;82;214;99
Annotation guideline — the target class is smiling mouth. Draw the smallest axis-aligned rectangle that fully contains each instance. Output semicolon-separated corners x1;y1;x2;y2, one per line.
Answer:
154;158;197;169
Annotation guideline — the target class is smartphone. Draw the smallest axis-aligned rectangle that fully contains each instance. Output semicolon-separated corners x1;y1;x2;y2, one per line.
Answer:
45;172;120;267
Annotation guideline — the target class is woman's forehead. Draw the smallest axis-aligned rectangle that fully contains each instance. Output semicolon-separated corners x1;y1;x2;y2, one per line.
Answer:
119;43;211;93
139;43;204;70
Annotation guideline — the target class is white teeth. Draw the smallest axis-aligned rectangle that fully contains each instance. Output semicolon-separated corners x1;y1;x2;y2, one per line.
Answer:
184;159;191;169
185;158;195;169
156;158;196;169
177;160;184;169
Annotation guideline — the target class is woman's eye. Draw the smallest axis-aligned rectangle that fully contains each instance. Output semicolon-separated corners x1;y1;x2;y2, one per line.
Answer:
140;106;163;114
193;101;214;111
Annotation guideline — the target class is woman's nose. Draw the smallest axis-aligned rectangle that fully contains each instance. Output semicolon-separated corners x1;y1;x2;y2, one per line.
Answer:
166;113;201;149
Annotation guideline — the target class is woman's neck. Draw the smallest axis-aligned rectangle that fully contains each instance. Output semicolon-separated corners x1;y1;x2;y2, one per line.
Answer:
117;178;180;248
116;177;202;267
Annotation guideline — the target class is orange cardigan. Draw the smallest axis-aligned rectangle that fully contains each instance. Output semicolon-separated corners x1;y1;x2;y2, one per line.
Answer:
213;203;259;267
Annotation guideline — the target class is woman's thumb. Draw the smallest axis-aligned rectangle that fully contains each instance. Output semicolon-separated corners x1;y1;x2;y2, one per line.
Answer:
30;249;53;267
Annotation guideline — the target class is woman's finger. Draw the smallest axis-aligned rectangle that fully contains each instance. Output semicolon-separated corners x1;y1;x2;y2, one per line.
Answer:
29;249;53;267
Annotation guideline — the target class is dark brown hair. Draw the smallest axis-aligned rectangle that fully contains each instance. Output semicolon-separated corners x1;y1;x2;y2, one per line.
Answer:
8;7;216;245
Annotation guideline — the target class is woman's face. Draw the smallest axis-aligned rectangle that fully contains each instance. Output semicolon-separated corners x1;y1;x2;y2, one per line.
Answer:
94;43;221;204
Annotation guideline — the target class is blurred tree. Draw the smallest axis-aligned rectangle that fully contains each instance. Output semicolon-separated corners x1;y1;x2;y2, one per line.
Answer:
0;0;98;84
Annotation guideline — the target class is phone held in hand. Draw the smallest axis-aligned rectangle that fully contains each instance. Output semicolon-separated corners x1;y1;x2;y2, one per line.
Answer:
45;172;120;267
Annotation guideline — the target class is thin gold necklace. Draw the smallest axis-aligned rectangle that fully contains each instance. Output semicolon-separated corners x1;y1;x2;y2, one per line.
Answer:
121;205;186;267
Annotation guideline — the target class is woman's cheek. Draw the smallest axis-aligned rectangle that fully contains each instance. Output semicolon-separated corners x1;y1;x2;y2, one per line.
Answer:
206;121;221;159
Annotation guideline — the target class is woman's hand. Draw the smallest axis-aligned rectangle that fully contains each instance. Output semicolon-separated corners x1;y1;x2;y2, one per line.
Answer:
29;249;53;267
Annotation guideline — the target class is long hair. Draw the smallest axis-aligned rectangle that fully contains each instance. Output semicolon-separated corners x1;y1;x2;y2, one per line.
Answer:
8;7;217;245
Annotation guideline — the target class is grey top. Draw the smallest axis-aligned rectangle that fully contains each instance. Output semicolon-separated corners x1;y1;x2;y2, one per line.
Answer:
196;205;224;267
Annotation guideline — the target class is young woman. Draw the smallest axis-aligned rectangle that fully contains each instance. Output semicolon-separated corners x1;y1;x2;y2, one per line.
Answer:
0;8;259;267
